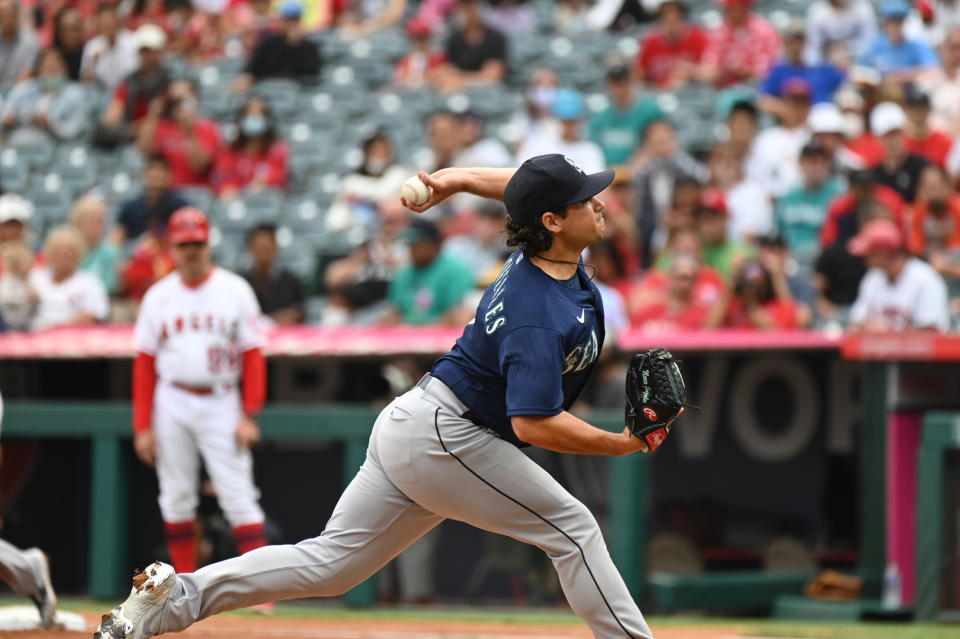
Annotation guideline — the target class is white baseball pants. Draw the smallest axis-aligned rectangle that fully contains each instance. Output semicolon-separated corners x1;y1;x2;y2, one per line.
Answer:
153;383;264;527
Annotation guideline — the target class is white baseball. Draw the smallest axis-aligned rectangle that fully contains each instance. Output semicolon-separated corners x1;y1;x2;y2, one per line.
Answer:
402;176;430;206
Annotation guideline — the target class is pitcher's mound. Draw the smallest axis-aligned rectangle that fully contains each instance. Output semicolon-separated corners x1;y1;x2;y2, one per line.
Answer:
0;606;86;631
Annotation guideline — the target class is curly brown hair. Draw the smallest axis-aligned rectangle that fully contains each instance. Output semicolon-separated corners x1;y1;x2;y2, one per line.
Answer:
505;208;568;255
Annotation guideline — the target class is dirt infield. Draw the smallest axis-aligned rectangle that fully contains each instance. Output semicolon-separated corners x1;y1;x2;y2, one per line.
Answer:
0;612;745;639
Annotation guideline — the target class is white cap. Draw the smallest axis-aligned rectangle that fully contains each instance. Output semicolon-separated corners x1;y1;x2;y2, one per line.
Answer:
0;194;33;224
870;102;907;136
809;103;845;134
135;24;167;51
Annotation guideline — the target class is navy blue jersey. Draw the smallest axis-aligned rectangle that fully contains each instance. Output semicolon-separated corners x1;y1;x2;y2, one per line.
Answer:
432;250;605;447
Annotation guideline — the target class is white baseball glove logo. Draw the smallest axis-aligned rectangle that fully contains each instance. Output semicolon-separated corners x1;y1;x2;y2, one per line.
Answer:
563;156;584;174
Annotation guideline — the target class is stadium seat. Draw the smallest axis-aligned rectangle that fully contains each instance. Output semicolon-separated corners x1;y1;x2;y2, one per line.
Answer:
26;172;73;224
55;146;99;195
100;171;137;205
8;138;54;170
282;195;328;232
178;186;215;212
252;79;302;119
239;188;284;223
0;147;28;192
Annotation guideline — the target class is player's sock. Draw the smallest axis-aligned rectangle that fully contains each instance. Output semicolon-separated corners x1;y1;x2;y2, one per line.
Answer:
163;520;197;573
232;522;267;555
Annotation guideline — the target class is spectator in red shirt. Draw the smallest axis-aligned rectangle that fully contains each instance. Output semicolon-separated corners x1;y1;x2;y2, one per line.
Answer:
721;259;806;329
392;17;446;88
97;24;170;148
211;96;289;197
820;169;905;247
630;250;716;332
903;88;953;168
636;0;708;88
700;0;782;87
907;164;960;255
137;78;222;187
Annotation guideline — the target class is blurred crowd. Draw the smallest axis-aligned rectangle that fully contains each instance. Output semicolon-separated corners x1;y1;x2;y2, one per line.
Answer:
1;0;959;334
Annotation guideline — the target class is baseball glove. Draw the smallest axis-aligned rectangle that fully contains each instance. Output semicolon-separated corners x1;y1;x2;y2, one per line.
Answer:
625;348;687;452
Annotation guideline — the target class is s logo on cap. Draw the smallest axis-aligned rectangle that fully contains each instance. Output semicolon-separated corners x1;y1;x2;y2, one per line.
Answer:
563;156;584;174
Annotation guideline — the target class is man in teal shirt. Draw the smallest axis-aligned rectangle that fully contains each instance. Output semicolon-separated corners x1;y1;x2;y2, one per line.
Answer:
387;219;476;325
588;64;663;166
775;142;845;274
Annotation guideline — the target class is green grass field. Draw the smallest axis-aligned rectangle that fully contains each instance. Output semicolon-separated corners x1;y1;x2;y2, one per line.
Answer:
35;598;958;639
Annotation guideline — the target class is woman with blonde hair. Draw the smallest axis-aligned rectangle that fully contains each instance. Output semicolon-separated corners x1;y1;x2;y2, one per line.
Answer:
70;193;119;293
29;226;108;330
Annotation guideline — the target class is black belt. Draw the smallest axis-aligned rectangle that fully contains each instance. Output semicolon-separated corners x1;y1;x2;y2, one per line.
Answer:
416;374;485;427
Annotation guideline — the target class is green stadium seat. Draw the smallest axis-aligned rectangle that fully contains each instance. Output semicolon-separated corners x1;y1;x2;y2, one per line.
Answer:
8;138;53;170
55;146;99;195
252;79;302;119
178;186;214;212
0;147;28;192
239;187;284;223
26;172;73;224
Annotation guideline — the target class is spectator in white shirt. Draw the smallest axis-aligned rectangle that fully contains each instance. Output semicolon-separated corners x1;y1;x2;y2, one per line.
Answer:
81;2;139;91
745;77;812;198
29;226;109;331
848;218;950;331
805;0;877;65
517;88;606;174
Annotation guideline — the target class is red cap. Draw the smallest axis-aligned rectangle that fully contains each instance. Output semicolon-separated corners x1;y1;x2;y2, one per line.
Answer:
700;189;728;215
405;17;432;38
167;206;210;244
848;219;903;256
718;0;753;6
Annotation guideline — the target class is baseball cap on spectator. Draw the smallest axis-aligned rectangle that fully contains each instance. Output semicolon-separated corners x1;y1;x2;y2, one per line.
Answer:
757;231;787;247
699;189;728;214
799;141;829;158
879;0;910;20
849;168;877;186
552;88;585;121
903;85;931;107
135;24;166;51
809;103;845;134
606;64;630;82
0;194;33;224
405;17;432;38
168;207;210;244
279;0;303;19
503;154;614;226
782;77;812;100
401;218;441;244
870;102;906;136
848;219;903;255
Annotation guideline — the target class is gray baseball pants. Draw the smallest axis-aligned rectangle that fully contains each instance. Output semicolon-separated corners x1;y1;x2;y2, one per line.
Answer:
140;376;653;639
0;539;45;598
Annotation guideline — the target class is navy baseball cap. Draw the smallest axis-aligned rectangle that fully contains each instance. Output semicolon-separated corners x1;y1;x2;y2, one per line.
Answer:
503;154;614;226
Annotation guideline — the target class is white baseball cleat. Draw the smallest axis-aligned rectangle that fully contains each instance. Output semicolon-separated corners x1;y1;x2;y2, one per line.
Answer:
93;562;175;639
24;549;57;628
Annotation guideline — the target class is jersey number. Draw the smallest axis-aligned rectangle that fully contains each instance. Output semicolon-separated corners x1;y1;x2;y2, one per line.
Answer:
207;347;238;374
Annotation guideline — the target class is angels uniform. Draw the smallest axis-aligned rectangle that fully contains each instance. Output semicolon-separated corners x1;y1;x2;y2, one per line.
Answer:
132;208;268;573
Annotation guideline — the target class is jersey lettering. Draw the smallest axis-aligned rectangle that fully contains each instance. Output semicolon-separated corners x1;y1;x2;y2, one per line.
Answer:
484;301;505;334
562;329;599;374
